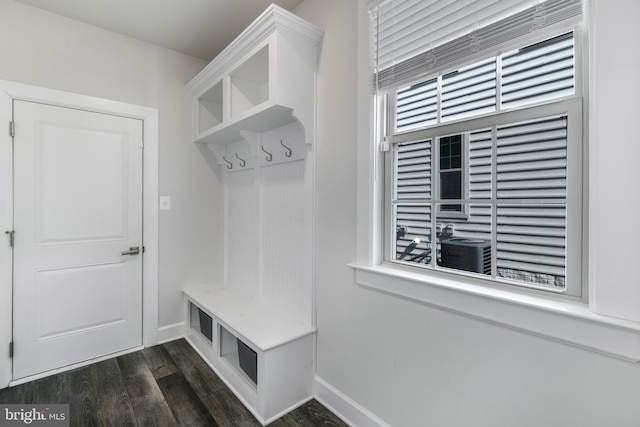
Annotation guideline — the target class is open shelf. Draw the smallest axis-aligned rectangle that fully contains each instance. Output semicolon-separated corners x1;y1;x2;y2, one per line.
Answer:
198;81;223;134
230;45;269;119
194;103;294;146
189;301;213;343
220;325;258;390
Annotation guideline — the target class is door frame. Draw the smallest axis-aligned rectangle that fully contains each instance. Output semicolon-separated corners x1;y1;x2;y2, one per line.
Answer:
0;80;159;388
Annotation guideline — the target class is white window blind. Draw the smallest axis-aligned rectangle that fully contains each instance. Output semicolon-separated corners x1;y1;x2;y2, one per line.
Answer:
371;0;582;90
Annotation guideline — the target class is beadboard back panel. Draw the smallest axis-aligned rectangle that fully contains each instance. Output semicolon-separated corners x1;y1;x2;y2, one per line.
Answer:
260;159;311;323
224;167;259;297
222;122;314;327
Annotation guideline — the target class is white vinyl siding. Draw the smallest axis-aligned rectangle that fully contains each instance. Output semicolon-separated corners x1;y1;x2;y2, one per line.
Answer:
501;32;575;109
394;140;432;261
395;139;431;200
495;116;568;287
441;58;496;122
396;79;437;132
496;116;568;200
497;204;567;288
468;128;492;199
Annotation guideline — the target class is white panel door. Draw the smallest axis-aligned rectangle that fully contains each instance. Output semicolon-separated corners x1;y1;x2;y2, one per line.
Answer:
12;100;143;380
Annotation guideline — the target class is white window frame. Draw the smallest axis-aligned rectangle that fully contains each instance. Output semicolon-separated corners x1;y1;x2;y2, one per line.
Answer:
352;0;640;363
386;96;583;296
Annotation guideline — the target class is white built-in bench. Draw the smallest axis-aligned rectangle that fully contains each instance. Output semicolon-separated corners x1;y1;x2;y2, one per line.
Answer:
183;283;316;425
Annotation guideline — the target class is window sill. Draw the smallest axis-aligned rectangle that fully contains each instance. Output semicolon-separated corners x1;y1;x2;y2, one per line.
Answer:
349;263;640;363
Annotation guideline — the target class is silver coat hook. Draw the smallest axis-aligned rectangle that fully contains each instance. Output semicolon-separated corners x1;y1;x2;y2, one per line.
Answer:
223;156;232;169
280;140;292;157
261;145;273;162
235;153;246;167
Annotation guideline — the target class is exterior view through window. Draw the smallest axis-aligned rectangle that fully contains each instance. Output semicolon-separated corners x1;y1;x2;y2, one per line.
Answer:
384;29;583;296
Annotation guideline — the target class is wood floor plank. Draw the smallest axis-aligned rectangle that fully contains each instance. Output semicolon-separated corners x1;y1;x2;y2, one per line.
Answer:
68;363;104;426
163;338;228;395
142;345;179;380
156;371;219;427
117;352;178;427
117;351;149;378
69;359;138;427
0;378;37;404
164;339;260;426
276;399;348;426
34;369;73;405
199;389;262;427
0;339;346;427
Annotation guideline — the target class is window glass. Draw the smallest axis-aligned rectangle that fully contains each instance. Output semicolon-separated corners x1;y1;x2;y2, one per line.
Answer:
396;79;438;132
494;114;568;290
441;58;496;122
390;110;572;291
501;32;575;109
496;116;568;200
394;139;431;200
393;32;575;131
437;204;492;276
394;204;432;265
497;204;567;290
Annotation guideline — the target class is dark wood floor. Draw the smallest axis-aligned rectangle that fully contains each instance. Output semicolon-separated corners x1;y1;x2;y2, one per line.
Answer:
0;339;348;427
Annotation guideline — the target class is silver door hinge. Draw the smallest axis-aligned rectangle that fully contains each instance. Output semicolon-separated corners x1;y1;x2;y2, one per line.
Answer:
5;230;14;248
9;121;14;137
9;342;13;358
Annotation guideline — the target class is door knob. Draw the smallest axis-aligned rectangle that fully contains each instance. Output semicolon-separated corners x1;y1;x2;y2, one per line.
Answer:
121;246;140;256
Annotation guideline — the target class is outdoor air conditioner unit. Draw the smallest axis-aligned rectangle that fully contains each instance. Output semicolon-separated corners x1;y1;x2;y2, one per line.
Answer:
440;238;491;274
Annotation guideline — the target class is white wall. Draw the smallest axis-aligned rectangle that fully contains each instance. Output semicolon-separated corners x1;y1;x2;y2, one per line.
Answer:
0;1;223;332
589;0;640;321
294;0;640;426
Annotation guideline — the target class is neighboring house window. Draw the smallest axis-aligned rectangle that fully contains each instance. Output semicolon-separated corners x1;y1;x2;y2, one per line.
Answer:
373;0;584;296
439;134;465;215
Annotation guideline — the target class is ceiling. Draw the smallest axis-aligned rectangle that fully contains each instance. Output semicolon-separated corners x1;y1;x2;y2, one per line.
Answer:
14;0;303;61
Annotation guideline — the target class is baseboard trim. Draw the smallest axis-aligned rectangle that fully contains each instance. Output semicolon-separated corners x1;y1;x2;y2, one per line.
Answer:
314;376;390;427
157;322;184;344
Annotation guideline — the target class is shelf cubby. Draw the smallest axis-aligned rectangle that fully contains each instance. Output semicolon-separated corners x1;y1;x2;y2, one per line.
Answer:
197;81;223;134
230;45;269;119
